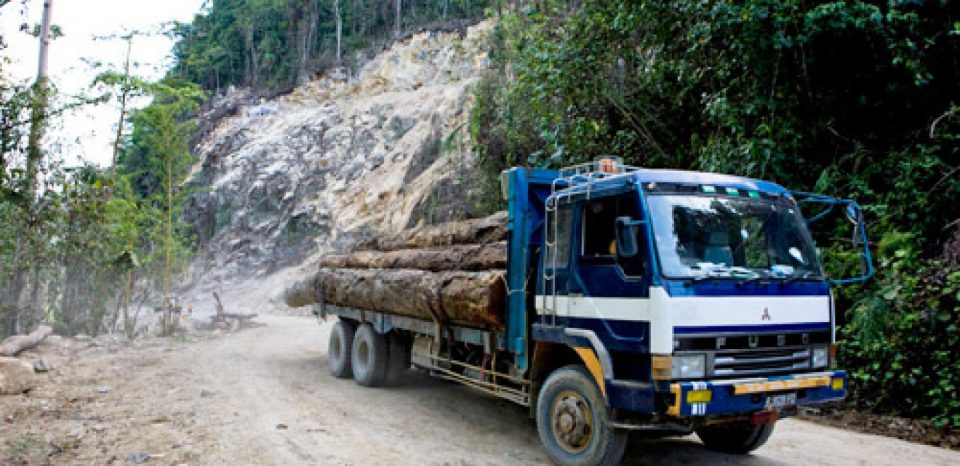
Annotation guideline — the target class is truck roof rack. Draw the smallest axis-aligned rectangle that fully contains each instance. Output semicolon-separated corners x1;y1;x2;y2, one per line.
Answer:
551;157;642;201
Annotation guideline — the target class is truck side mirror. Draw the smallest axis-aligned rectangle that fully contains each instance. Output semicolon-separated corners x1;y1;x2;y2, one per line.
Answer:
615;216;639;257
794;190;874;286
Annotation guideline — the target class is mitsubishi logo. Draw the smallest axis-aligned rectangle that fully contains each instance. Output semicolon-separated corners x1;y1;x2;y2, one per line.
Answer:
761;307;771;321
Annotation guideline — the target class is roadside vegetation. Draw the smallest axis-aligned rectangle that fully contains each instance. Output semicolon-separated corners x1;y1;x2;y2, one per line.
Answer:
169;0;491;93
1;1;489;341
2;0;958;431
470;0;960;427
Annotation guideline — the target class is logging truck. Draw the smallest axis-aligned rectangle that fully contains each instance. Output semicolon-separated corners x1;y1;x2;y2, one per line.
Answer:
298;160;874;465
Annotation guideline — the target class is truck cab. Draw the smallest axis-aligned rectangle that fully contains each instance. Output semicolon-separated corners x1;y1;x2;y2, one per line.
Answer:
502;160;871;464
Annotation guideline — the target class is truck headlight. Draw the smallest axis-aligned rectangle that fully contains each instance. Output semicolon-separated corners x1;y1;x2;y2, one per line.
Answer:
671;354;705;379
812;346;829;368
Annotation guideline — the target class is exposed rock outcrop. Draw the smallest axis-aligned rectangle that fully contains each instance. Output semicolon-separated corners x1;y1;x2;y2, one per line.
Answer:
182;21;497;302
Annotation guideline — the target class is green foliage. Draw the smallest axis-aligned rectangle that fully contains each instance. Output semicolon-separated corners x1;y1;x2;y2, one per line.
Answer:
170;0;490;92
0;156;148;336
1;66;203;337
840;252;960;428
118;79;205;302
0;78;33;194
474;0;960;424
120;79;204;200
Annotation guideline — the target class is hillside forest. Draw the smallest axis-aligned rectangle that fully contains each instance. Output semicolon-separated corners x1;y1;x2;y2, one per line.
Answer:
1;0;959;429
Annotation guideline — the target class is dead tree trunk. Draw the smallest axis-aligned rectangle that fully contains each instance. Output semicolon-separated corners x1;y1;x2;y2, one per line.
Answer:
0;325;53;357
213;291;226;322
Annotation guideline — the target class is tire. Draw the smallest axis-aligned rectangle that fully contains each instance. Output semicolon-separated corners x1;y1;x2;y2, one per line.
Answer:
696;421;775;454
535;365;627;466
351;323;388;387
328;319;356;379
384;332;411;387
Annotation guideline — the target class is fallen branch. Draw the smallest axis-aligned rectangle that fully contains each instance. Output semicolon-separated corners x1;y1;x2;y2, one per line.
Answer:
212;291;226;322
0;325;53;357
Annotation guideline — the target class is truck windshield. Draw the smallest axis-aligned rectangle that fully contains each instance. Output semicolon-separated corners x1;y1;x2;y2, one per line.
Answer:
646;194;821;280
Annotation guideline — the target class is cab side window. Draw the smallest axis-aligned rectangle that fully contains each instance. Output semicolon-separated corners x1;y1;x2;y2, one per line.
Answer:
580;195;645;277
582;198;619;259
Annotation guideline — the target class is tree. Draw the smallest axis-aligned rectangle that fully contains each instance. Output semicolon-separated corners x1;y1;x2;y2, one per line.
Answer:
123;79;204;335
395;0;402;37
169;0;491;93
472;0;960;426
334;0;342;62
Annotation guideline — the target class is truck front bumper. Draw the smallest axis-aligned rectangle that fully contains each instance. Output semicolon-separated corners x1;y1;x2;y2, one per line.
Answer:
666;370;846;418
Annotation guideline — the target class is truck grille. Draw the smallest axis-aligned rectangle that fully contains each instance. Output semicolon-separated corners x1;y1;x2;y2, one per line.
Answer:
711;347;811;377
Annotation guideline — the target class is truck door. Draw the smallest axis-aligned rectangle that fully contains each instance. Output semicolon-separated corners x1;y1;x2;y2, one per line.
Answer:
569;194;651;346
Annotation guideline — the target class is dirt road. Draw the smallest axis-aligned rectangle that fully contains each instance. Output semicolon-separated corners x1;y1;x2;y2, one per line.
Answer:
3;315;959;465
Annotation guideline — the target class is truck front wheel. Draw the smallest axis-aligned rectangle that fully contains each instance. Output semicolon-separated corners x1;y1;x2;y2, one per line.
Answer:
536;365;627;466
351;323;388;387
328;319;356;378
696;421;775;454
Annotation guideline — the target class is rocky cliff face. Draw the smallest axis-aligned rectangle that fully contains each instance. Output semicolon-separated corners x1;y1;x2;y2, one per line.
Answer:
181;21;496;311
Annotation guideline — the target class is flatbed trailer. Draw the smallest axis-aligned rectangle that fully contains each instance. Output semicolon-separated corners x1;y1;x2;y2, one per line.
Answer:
311;160;873;465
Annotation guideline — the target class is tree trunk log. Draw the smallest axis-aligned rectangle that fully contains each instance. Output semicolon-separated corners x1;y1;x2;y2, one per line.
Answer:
284;268;506;330
320;242;506;271
359;211;508;251
0;325;53;357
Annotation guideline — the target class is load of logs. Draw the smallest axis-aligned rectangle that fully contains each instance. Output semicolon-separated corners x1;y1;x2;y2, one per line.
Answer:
284;212;509;330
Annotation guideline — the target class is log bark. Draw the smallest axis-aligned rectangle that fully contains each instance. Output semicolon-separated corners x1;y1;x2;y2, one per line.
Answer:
320;242;506;271
0;325;53;357
283;275;321;308
284;268;506;330
360;211;508;251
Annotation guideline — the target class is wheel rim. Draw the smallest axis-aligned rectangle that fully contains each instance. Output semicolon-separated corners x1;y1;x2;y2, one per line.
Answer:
550;389;594;454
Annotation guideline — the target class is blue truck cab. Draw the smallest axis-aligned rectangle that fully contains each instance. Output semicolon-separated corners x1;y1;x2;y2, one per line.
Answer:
499;161;871;464
316;160;872;465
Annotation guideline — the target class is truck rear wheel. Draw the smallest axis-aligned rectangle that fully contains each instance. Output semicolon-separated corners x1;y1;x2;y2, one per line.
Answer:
696;421;775;454
328;320;356;379
351;323;388;387
536;365;627;466
385;332;411;386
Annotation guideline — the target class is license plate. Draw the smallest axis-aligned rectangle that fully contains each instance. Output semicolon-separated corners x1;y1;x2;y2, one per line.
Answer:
765;392;797;410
